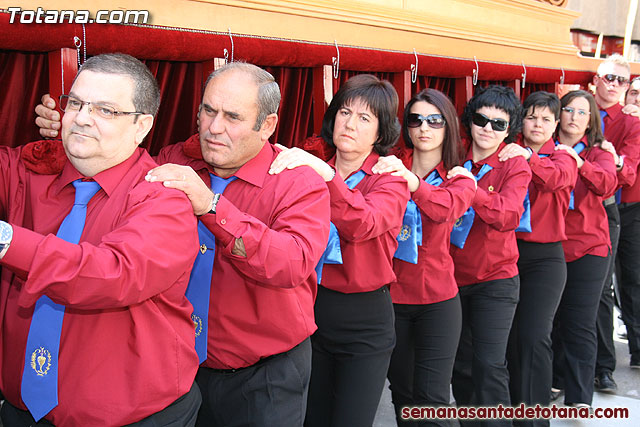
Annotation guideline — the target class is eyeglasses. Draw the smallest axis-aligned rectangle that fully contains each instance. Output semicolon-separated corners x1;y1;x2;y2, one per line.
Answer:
59;95;144;120
406;113;446;129
599;74;630;85
471;112;509;132
561;106;590;117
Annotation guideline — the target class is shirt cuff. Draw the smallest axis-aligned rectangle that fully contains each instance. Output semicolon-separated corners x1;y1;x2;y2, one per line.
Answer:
1;224;42;279
199;196;241;248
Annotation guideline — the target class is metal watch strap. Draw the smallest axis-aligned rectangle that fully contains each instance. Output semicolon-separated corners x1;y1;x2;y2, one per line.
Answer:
209;193;222;214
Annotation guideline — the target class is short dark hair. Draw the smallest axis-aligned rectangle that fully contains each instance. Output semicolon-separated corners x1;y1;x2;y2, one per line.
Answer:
204;62;281;131
523;91;561;120
461;85;522;144
76;53;160;117
560;90;604;148
626;76;640;103
403;88;463;170
321;74;400;156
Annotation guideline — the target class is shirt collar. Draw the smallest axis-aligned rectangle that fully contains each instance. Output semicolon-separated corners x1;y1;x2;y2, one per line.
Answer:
221;141;272;189
328;151;380;178
53;147;145;197
538;137;557;156
406;152;446;180
599;102;622;121
464;142;505;169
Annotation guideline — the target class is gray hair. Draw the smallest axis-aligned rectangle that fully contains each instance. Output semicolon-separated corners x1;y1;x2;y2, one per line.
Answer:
75;53;161;116
204;62;281;131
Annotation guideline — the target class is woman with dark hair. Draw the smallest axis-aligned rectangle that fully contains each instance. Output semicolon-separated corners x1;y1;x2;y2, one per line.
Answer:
372;89;476;426
498;91;577;426
269;74;410;426
551;90;618;408
449;85;531;425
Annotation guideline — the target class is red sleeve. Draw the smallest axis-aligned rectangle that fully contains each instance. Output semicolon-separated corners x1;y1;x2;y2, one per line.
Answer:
11;186;199;310
199;167;330;288
411;175;476;223
473;157;532;232
528;150;578;192
613;119;640;188
579;148;618;196
326;173;410;242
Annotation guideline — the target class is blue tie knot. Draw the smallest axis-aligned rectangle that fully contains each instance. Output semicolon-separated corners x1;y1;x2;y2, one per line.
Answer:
72;180;101;206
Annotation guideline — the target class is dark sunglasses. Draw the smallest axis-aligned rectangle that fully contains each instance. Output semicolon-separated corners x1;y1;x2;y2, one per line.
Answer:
600;74;630;85
406;113;446;129
471;112;509;132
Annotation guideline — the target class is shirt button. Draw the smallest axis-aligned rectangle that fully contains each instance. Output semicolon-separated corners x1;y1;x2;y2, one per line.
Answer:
221;218;227;225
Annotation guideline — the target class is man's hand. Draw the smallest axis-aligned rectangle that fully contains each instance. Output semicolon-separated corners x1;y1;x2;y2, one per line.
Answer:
145;164;213;215
447;166;477;189
35;94;61;138
622;103;640;119
269;144;335;181
555;144;585;169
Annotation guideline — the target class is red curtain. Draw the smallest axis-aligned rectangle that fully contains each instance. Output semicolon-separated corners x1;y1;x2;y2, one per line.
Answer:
412;76;456;101
522;82;557;100
265;66;315;148
0;50;49;148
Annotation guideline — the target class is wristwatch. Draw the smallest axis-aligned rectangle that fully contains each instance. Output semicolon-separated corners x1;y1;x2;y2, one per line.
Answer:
616;155;625;170
0;221;14;258
208;193;222;214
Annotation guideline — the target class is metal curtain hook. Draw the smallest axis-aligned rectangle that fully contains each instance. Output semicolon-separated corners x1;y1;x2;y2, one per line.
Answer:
472;56;479;86
560;67;565;85
225;28;234;63
521;61;526;89
332;40;340;79
73;36;82;68
411;48;418;84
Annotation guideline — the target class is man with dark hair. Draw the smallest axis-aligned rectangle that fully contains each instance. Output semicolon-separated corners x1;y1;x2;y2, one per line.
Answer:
593;54;640;394
0;53;202;426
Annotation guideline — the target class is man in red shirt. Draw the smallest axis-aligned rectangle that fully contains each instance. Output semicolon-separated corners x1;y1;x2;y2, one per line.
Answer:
594;54;640;393
144;62;331;426
0;53;201;426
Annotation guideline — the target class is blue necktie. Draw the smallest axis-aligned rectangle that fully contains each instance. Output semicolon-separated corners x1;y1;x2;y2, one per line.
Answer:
567;141;586;210
185;174;237;363
22;179;101;422
394;169;442;264
450;160;493;249
515;191;532;233
315;170;366;284
599;110;607;135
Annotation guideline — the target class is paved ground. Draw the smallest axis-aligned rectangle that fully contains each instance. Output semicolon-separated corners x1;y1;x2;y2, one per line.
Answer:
373;309;640;426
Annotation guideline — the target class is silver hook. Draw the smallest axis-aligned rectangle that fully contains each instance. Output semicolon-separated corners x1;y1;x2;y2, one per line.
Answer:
472;56;479;86
560;67;565;85
332;40;340;79
223;49;229;64
227;28;234;63
521;61;526;89
411;48;418;84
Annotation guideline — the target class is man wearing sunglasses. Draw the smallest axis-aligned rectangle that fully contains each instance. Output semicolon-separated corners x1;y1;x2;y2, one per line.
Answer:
0;53;202;426
594;54;640;395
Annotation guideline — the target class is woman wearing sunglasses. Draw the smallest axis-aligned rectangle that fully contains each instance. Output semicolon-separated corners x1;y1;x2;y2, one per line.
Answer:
372;89;476;426
497;91;577;426
449;85;531;425
269;74;410;427
551;90;618;409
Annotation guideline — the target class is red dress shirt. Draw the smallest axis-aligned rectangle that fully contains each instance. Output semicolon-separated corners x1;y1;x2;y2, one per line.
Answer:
562;138;618;262
450;143;532;286
391;158;476;305
320;151;410;294
0;147;200;426
516;137;577;243
156;136;330;369
599;103;640;202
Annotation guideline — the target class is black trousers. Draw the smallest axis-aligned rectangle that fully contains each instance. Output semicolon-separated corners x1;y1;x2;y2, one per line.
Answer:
195;338;311;427
617;202;640;362
508;241;566;427
452;276;519;427
305;285;395;427
387;294;462;427
552;254;609;405
1;381;202;427
595;203;621;374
